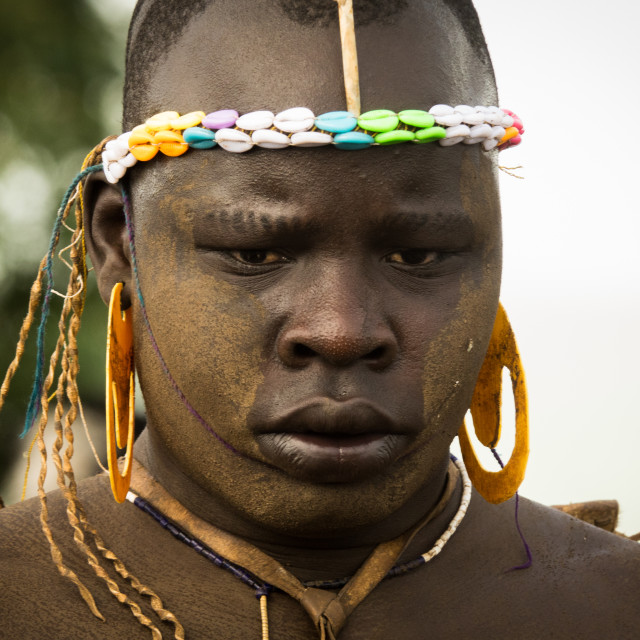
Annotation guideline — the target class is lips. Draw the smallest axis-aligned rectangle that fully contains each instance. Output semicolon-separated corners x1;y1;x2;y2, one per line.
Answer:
253;399;412;483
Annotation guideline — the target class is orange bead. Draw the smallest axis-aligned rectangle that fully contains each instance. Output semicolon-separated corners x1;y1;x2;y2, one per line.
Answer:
499;126;519;145
129;144;159;162
155;130;189;156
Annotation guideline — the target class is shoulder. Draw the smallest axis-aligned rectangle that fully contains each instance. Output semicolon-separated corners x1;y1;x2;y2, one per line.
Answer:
514;494;640;571
0;472;116;558
0;474;155;638
0;473;274;639
450;492;639;637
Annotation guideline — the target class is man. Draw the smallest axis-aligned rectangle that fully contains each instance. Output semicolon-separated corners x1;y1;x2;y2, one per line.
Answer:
1;1;638;638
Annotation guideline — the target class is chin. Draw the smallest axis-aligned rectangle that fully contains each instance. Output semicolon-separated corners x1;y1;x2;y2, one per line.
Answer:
214;442;448;538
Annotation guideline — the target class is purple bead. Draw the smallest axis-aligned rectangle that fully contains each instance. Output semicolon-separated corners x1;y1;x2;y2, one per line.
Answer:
202;109;239;130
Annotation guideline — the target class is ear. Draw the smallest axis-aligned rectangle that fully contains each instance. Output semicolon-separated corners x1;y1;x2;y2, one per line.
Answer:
82;171;133;309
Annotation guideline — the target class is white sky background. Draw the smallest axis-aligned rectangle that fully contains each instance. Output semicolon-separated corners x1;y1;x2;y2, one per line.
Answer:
466;0;640;535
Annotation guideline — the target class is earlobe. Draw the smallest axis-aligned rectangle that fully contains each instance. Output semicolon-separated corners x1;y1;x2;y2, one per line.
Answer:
83;171;133;309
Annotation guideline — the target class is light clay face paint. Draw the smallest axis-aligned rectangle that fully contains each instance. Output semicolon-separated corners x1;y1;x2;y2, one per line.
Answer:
421;153;501;450
131;177;267;463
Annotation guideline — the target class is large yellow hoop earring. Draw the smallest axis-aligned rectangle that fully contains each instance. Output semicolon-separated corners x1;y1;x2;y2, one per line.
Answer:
106;282;135;503
458;303;529;504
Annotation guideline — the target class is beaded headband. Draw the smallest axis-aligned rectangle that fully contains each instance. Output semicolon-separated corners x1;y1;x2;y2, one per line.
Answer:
102;105;524;184
101;1;524;184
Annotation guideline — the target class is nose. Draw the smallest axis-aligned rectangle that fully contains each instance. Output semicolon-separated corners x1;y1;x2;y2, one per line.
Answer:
276;267;398;370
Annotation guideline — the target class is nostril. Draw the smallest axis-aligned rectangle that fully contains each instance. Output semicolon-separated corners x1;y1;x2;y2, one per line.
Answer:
364;346;386;362
293;343;316;359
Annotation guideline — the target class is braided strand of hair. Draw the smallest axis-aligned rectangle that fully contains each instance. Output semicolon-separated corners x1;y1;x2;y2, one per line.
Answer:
34;294;105;620
0;256;47;413
3;140;185;636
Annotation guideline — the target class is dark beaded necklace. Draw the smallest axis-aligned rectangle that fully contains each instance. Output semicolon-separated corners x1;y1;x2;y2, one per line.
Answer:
127;455;470;597
129;491;428;596
127;456;470;639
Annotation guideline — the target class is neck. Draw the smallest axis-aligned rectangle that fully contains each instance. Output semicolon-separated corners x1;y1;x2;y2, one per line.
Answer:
133;428;458;581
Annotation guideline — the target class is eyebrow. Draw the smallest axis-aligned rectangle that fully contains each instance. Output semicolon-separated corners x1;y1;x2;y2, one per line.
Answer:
377;206;475;237
195;204;474;247
203;206;328;238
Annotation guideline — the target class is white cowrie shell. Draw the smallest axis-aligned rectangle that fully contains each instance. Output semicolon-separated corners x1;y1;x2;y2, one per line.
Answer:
445;124;470;139
215;128;254;153
274;107;315;133
102;148;121;163
235;110;275;131
119;152;138;168
490;126;506;140
114;139;131;156
469;124;493;139
290;131;333;147
434;113;463;127
454;104;475;114
109;162;127;180
483;138;500;151
102;161;118;184
501;114;515;128
485;110;505;126
439;136;465;146
252;129;290;149
429;104;454;117
461;111;486;126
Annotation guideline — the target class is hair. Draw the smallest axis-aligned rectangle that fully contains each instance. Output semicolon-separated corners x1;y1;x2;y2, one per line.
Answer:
0;147;186;638
123;0;494;129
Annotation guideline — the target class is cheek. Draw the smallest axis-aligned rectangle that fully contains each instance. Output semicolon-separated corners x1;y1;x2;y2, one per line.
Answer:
421;152;501;440
134;244;266;449
422;276;500;441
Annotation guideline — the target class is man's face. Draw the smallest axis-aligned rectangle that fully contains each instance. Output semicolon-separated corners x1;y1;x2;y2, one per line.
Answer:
127;1;502;535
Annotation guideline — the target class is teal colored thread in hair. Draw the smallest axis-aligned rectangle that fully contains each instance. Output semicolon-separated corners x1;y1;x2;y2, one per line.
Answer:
21;164;104;438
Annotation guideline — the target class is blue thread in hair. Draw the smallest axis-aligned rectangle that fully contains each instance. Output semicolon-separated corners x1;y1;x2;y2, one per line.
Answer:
21;164;104;438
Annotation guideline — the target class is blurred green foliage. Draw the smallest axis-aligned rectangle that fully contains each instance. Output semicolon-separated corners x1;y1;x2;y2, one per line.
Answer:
0;0;131;497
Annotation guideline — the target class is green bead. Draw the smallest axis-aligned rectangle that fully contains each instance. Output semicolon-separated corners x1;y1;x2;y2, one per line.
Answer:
357;109;400;133
375;129;416;145
398;110;435;129
414;126;447;143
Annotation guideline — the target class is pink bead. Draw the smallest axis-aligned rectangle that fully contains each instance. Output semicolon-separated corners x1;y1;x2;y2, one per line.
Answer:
499;135;522;150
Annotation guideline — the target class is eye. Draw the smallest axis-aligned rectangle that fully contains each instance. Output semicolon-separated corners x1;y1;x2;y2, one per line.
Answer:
385;249;439;266
229;250;289;265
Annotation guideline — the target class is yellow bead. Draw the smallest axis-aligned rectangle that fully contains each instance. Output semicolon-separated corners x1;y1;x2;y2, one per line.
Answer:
128;130;155;147
170;111;206;130
145;111;180;132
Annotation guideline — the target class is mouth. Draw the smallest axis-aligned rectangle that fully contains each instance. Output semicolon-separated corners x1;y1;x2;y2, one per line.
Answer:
254;399;412;483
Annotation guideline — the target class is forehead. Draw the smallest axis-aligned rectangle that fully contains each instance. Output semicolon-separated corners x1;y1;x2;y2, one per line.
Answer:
141;0;497;117
133;143;498;257
130;0;499;235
